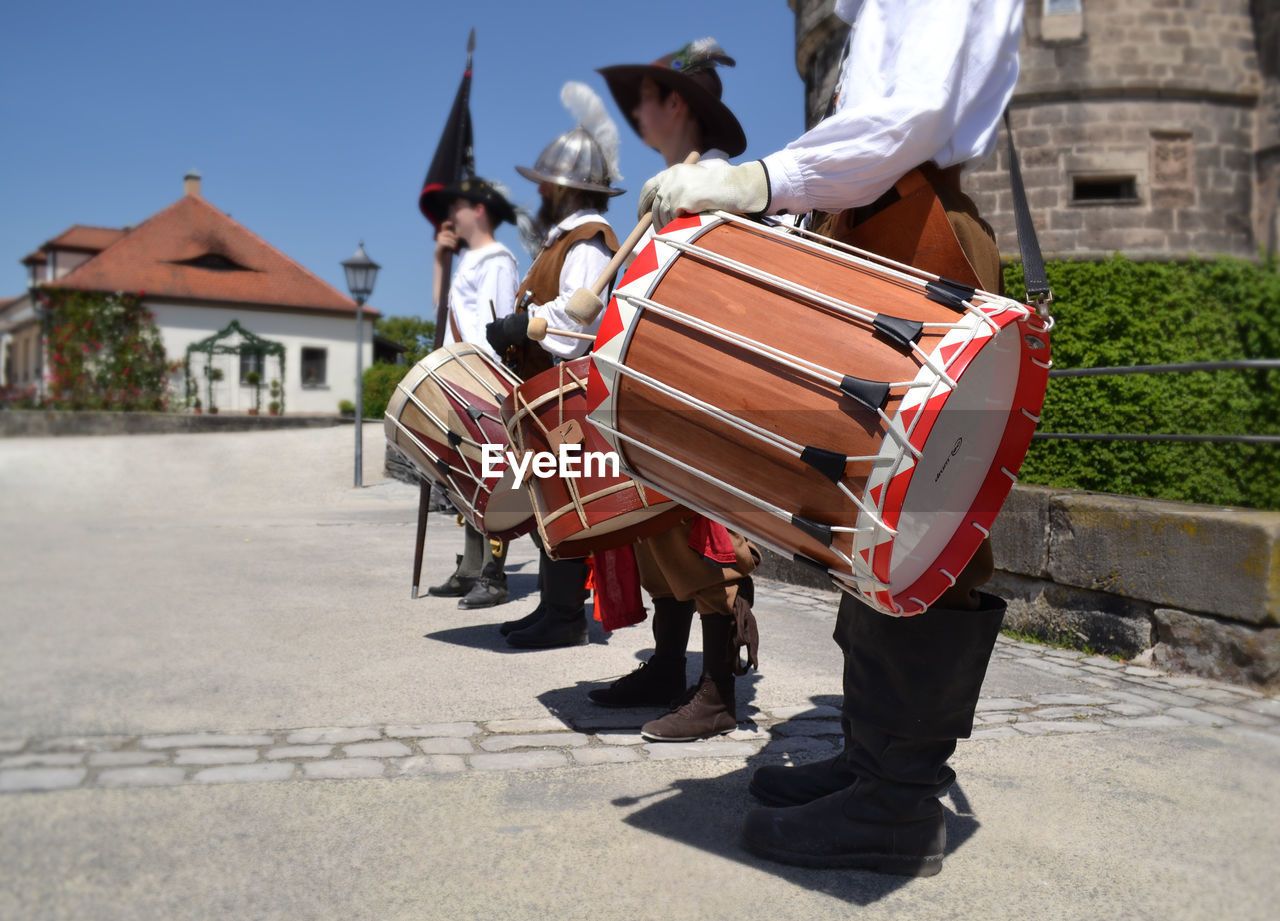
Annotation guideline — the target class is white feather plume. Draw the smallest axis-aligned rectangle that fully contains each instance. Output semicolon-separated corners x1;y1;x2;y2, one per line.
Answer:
560;81;623;182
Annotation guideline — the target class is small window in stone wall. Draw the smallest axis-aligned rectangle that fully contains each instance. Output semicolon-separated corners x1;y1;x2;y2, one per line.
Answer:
1072;175;1138;204
1042;0;1084;41
301;347;327;387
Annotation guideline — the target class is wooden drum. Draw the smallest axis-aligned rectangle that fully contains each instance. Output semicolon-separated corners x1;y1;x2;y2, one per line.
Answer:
384;343;535;541
501;357;686;559
585;213;1051;615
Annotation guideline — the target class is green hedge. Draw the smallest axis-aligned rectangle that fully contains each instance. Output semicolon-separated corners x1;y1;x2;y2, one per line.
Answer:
362;362;408;420
1003;255;1280;510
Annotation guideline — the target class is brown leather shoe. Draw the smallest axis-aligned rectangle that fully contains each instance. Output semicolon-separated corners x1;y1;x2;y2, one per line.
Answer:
640;675;736;742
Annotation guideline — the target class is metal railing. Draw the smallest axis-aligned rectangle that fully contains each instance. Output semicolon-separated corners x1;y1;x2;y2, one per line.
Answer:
1033;359;1280;444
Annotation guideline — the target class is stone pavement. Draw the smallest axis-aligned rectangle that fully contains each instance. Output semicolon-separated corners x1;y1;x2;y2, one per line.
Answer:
3;625;1277;797
0;425;1277;921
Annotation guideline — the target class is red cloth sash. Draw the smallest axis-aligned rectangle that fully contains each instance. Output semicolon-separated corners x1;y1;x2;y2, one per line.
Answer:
688;514;738;565
587;544;647;632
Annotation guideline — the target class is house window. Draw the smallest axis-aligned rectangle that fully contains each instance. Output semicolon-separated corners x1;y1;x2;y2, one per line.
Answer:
301;347;327;386
1072;175;1138;204
240;351;264;384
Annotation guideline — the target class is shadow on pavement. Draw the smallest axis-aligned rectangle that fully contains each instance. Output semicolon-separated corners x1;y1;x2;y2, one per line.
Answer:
423;601;619;654
536;670;764;733
560;691;982;904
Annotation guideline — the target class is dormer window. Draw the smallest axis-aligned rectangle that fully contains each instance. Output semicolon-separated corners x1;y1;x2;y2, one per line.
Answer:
171;253;251;272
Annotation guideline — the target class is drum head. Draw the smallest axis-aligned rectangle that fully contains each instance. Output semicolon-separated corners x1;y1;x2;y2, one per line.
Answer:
890;323;1022;590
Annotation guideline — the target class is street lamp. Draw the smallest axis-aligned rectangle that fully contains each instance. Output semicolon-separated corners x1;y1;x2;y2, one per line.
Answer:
342;241;380;488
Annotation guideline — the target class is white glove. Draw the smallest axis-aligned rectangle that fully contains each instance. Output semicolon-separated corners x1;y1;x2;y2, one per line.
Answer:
638;160;770;228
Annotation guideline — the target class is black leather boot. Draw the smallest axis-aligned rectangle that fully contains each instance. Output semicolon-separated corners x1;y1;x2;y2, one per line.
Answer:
748;711;861;807
742;592;1006;875
741;730;956;876
426;554;475;598
499;604;544;636
588;597;693;708
459;556;509;609
499;547;544;636
507;554;588;649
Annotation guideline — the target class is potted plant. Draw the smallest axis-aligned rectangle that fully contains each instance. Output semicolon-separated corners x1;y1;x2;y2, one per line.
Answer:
268;378;281;416
206;367;223;415
245;370;262;416
193;396;203;415
338;399;356;418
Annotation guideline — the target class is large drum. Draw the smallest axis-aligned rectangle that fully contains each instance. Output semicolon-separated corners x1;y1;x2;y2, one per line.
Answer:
385;343;535;541
501;357;687;559
586;212;1051;615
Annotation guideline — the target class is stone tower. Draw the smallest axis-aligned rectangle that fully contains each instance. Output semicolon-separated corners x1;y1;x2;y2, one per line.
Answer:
790;0;1279;261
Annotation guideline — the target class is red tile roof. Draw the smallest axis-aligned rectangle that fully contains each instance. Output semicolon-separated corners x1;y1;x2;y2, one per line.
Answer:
45;195;377;317
46;225;129;252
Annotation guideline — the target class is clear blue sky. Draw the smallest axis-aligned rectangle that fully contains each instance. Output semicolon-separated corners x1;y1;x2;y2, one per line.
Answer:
1;0;805;321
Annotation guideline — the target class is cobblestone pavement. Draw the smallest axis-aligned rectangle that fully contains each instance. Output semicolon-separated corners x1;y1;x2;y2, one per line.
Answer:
5;579;1275;796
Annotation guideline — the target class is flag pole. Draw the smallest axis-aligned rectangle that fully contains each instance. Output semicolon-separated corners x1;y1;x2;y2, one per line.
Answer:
431;29;476;350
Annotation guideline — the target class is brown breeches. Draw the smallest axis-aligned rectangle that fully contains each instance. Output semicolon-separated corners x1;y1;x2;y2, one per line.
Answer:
635;520;758;617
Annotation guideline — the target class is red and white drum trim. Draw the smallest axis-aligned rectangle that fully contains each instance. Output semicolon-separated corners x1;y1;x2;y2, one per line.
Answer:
586;212;1052;615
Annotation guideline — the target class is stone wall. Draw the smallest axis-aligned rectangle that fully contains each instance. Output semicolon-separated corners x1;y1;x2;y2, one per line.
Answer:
762;483;1280;690
0;410;345;438
968;98;1257;260
989;485;1280;688
791;0;1274;260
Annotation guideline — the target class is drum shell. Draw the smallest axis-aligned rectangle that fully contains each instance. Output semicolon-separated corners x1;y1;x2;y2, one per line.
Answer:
502;357;687;559
588;216;1049;614
385;343;536;541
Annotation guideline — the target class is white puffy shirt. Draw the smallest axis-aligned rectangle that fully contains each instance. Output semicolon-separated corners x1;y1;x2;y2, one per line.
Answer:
443;241;518;360
528;210;615;360
762;0;1024;214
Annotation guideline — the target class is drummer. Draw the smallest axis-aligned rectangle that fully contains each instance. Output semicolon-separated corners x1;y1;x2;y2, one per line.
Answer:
588;39;762;744
636;0;1022;876
485;93;622;649
419;177;520;610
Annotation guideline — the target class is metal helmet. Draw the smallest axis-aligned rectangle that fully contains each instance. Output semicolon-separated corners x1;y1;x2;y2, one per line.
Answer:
515;126;624;197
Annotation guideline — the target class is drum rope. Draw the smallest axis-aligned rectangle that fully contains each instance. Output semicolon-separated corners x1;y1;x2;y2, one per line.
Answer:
591;353;897;534
385;412;487;516
655;236;970;389
707;211;1022;342
511;372;592;529
401;379;494;467
398;379;499;500
591;418;887;588
426;366;506;429
617;291;930;456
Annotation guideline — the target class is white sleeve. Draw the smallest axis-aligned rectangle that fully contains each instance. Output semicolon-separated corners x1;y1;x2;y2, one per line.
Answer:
455;255;517;359
479;255;518;321
528;237;612;360
762;0;1022;214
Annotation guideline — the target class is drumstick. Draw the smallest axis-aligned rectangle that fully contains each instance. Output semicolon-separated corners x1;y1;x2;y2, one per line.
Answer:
566;149;702;325
526;316;595;342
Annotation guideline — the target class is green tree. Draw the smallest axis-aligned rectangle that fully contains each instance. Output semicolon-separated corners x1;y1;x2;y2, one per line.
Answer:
375;315;435;366
362;363;407;420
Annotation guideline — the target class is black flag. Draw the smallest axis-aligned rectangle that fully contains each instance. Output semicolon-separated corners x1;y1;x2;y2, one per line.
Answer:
418;29;476;229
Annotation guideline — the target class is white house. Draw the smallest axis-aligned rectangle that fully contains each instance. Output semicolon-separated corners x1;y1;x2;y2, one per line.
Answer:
1;172;383;414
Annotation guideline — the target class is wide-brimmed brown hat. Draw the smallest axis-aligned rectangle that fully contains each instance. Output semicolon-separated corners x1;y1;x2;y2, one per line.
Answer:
597;38;746;158
420;176;517;228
